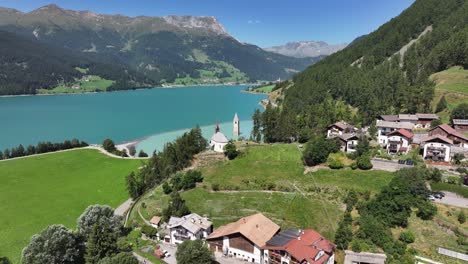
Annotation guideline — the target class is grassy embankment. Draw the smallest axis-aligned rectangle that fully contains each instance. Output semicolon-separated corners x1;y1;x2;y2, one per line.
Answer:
0;149;142;263
37;68;115;94
130;144;393;241
430;66;468;123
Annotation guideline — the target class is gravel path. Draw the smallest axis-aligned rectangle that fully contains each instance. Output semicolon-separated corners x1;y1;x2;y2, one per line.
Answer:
114;198;133;216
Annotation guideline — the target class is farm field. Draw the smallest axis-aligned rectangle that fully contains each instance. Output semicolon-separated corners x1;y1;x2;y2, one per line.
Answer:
37;75;114;94
0;149;142;263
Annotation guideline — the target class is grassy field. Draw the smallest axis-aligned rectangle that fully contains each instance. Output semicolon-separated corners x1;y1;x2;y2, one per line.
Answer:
0;149;142;263
202;144;393;193
253;84;275;93
430;66;468;123
37;75;114;94
130;144;394;243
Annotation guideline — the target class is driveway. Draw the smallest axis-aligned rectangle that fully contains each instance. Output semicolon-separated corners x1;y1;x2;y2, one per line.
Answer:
213;252;257;264
159;243;177;264
434;192;468;208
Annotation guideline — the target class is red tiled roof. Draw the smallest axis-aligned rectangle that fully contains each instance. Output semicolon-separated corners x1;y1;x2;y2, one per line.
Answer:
266;230;335;264
433;124;468;141
388;128;414;139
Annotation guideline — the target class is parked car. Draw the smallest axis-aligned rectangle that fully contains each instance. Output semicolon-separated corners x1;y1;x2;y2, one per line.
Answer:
434;193;443;199
427;195;436;201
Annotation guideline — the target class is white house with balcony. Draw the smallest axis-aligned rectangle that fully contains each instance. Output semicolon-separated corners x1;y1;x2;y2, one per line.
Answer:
386;129;414;155
168;213;213;245
422;135;452;162
376;120;413;146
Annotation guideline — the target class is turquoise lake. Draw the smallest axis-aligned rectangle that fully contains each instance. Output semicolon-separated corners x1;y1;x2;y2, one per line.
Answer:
0;85;266;153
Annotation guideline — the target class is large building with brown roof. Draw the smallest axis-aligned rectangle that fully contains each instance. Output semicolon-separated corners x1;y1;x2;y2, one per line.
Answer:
264;229;335;264
429;124;468;148
206;213;280;263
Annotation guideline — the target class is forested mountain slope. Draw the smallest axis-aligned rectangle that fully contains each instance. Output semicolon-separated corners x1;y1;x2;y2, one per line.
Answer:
0;31;152;95
283;0;468;125
0;4;320;95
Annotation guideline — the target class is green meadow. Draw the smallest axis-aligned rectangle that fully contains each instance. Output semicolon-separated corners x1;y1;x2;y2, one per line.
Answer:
0;149;142;263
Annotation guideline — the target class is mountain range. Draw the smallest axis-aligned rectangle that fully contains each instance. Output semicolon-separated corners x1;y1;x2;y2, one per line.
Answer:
265;41;347;58
0;4;322;95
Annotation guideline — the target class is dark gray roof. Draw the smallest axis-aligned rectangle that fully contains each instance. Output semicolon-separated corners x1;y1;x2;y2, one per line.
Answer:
265;228;301;247
453;119;468;125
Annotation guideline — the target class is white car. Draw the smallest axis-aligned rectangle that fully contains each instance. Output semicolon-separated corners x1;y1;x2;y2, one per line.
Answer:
427;195;436;201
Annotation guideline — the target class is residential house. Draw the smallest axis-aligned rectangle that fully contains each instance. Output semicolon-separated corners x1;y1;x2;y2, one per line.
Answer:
264;228;335;264
378;113;439;129
422;135;452;162
327;121;355;138
378;115;399;122
398;114;418;126
207;213;280;263
416;113;439;129
344;251;387;264
168;213;213;245
376;120;413;146
150;216;161;228
429;124;468;148
337;134;359;153
386;129;414;155
453;119;468;132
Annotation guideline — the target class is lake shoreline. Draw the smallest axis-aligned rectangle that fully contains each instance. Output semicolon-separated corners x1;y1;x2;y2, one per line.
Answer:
0;83;255;98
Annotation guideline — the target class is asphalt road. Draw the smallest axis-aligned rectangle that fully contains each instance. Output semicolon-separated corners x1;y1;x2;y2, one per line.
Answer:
434;192;468;208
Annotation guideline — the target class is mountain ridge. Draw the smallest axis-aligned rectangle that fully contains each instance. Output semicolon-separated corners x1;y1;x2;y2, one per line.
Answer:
265;41;347;58
0;4;323;95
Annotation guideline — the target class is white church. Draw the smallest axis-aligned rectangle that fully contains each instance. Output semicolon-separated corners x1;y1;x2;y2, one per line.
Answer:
209;113;240;153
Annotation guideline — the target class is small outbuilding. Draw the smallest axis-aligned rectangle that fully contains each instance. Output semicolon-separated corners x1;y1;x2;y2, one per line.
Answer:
150;216;161;228
344;250;387;264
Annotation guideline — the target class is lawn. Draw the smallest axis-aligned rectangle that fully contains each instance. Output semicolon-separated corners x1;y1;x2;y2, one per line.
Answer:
0;149;142;263
130;143;394;243
202;144;393;193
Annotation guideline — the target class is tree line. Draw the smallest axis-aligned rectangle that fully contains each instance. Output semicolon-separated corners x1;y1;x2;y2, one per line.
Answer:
1;139;88;160
126;127;207;199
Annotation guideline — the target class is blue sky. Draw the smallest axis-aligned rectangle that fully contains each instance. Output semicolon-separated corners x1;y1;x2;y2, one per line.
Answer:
0;0;415;47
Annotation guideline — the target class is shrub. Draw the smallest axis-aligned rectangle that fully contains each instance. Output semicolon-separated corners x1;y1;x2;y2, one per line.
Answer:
399;231;415;244
141;225;158;238
102;138;116;152
447;176;462;185
357;155;373;170
416;202;437;220
224;141;239;160
211;183;220;191
303;137;340;166
350;162;358;170
458;211;466;224
162;182;172;195
138;150;148;157
328;156;344;169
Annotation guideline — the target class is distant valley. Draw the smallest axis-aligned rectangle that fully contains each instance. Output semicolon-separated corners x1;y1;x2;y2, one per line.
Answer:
0;4;323;95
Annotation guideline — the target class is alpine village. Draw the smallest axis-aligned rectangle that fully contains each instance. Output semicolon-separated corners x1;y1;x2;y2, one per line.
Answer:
1;1;468;264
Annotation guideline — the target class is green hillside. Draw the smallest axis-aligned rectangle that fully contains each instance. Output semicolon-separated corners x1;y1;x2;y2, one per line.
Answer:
281;0;468;128
431;66;468;122
0;4;322;95
0;149;142;263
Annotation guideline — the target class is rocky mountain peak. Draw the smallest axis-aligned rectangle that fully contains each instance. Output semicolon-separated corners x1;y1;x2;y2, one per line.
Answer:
163;15;228;35
265;41;347;58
